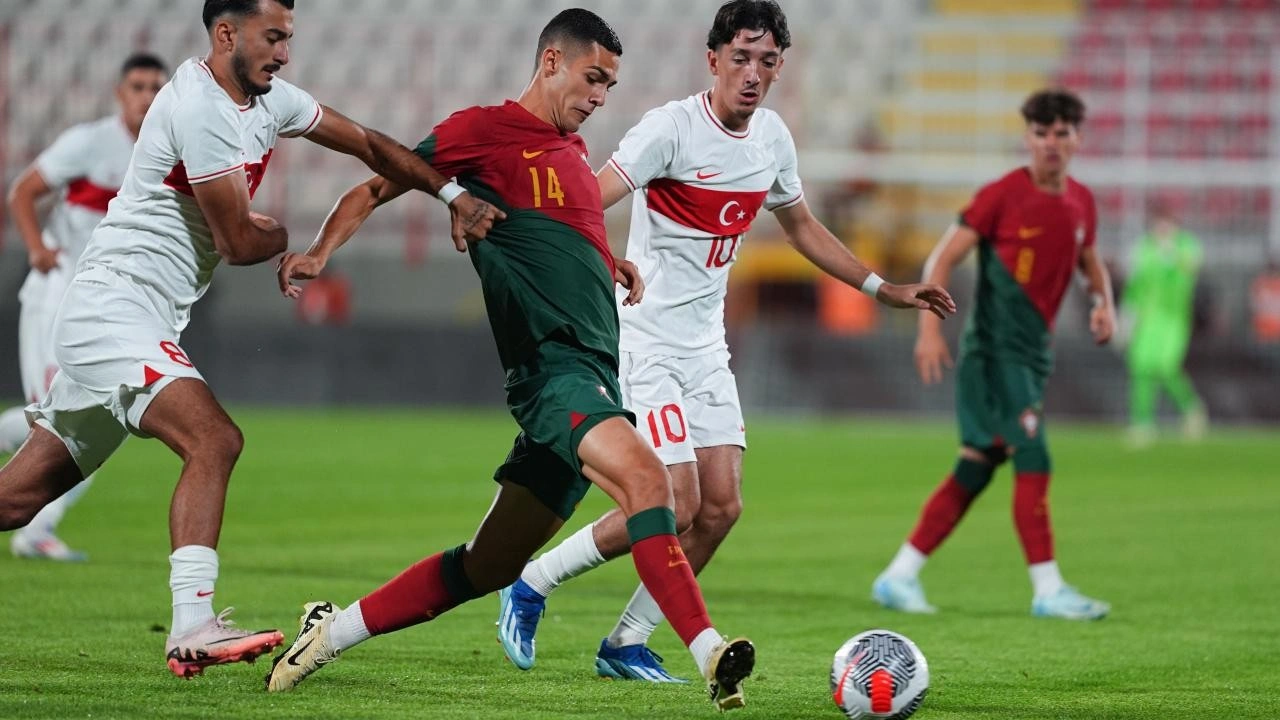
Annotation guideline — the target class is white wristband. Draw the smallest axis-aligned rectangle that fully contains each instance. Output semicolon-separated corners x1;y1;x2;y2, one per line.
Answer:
437;180;466;205
860;272;885;299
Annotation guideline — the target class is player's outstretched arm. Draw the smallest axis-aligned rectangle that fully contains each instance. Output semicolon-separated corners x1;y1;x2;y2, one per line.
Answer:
191;172;288;267
1077;244;1115;345
303;106;504;250
914;223;980;384
276;174;407;298
774;199;957;318
7;166;59;272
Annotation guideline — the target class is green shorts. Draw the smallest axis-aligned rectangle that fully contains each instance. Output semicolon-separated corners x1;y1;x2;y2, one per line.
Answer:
494;338;634;520
955;353;1048;454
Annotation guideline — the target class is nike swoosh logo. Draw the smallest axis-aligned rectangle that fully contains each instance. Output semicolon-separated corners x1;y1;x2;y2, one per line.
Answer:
196;589;214;598
696;169;721;180
287;639;314;666
668;559;690;568
1018;226;1043;240
522;149;545;159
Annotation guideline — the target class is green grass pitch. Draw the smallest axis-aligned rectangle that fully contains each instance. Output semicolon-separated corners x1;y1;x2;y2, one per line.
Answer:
1;409;1277;719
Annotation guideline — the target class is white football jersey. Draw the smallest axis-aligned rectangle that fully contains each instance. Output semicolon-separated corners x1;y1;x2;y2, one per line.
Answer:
608;91;803;357
81;58;322;325
32;115;134;265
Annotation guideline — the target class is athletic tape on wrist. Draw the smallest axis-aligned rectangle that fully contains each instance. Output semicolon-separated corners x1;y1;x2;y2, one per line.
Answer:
860;273;885;299
437;181;466;205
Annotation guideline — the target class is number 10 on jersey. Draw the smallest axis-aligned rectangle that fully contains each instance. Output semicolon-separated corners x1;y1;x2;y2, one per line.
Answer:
706;234;741;268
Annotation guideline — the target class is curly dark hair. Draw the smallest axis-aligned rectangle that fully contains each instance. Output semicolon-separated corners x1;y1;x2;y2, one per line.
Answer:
1021;88;1086;127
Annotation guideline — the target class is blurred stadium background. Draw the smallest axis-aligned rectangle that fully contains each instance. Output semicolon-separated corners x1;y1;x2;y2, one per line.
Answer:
1;0;1277;423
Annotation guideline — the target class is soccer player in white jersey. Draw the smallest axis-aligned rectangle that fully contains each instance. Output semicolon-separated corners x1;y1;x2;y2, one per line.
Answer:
0;53;167;562
498;0;955;681
0;0;502;678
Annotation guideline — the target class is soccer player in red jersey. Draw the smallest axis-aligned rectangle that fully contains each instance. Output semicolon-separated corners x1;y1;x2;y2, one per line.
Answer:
267;10;756;710
872;89;1116;620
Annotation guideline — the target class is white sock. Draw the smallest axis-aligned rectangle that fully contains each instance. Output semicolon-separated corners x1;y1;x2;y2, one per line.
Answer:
690;627;724;678
169;545;218;636
1029;560;1065;597
328;601;371;653
883;542;928;579
0;406;29;454
606;583;663;648
20;476;94;538
520;523;606;598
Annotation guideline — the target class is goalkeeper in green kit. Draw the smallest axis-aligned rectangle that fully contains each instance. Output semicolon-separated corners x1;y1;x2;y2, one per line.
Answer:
1122;208;1207;446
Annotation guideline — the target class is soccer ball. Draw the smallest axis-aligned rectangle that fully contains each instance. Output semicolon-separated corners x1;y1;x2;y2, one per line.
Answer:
830;629;929;719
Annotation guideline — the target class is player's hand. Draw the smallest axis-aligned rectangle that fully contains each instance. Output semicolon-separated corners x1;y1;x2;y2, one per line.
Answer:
914;329;953;385
615;258;645;306
28;246;60;274
448;192;506;252
1090;304;1115;346
276;252;326;299
878;282;957;319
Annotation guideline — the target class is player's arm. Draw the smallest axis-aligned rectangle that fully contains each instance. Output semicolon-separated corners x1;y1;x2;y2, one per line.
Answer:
1077;243;1115;345
6;166;58;272
774;199;956;317
276;174;409;298
191;172;288;267
597;163;633;211
303;106;504;250
914;223;981;384
595;164;644;305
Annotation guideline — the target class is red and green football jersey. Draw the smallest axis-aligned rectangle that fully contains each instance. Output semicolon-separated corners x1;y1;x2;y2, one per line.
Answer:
958;167;1097;374
415;101;618;370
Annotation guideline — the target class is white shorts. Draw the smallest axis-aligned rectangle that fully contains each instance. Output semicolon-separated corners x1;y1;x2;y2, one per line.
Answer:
620;349;745;466
26;265;204;476
16;264;73;404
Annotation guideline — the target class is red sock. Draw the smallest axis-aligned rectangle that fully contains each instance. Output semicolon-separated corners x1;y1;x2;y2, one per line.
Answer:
359;553;460;635
1013;472;1054;564
631;534;712;646
908;475;979;555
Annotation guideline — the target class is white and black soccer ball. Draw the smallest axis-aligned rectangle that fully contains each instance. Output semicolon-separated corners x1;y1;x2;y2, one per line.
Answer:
830;629;929;719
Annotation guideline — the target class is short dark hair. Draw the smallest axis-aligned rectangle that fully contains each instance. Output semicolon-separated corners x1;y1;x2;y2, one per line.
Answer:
707;0;791;52
1021;88;1086;127
120;52;167;78
535;8;623;63
202;0;295;31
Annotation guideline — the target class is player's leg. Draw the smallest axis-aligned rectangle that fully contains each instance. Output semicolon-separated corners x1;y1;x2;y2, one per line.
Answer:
1158;338;1206;439
501;353;701;669
1166;368;1206;439
598;352;748;681
0;422;86;533
1127;368;1159;447
597;445;740;683
138;378;285;675
267;478;563;692
874;354;1001;613
996;364;1108;621
10;477;94;561
11;271;94;560
578;419;754;710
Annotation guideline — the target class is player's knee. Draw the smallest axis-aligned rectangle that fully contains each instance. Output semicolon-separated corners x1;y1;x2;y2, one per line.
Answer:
619;464;674;514
695;495;742;539
201;421;244;463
